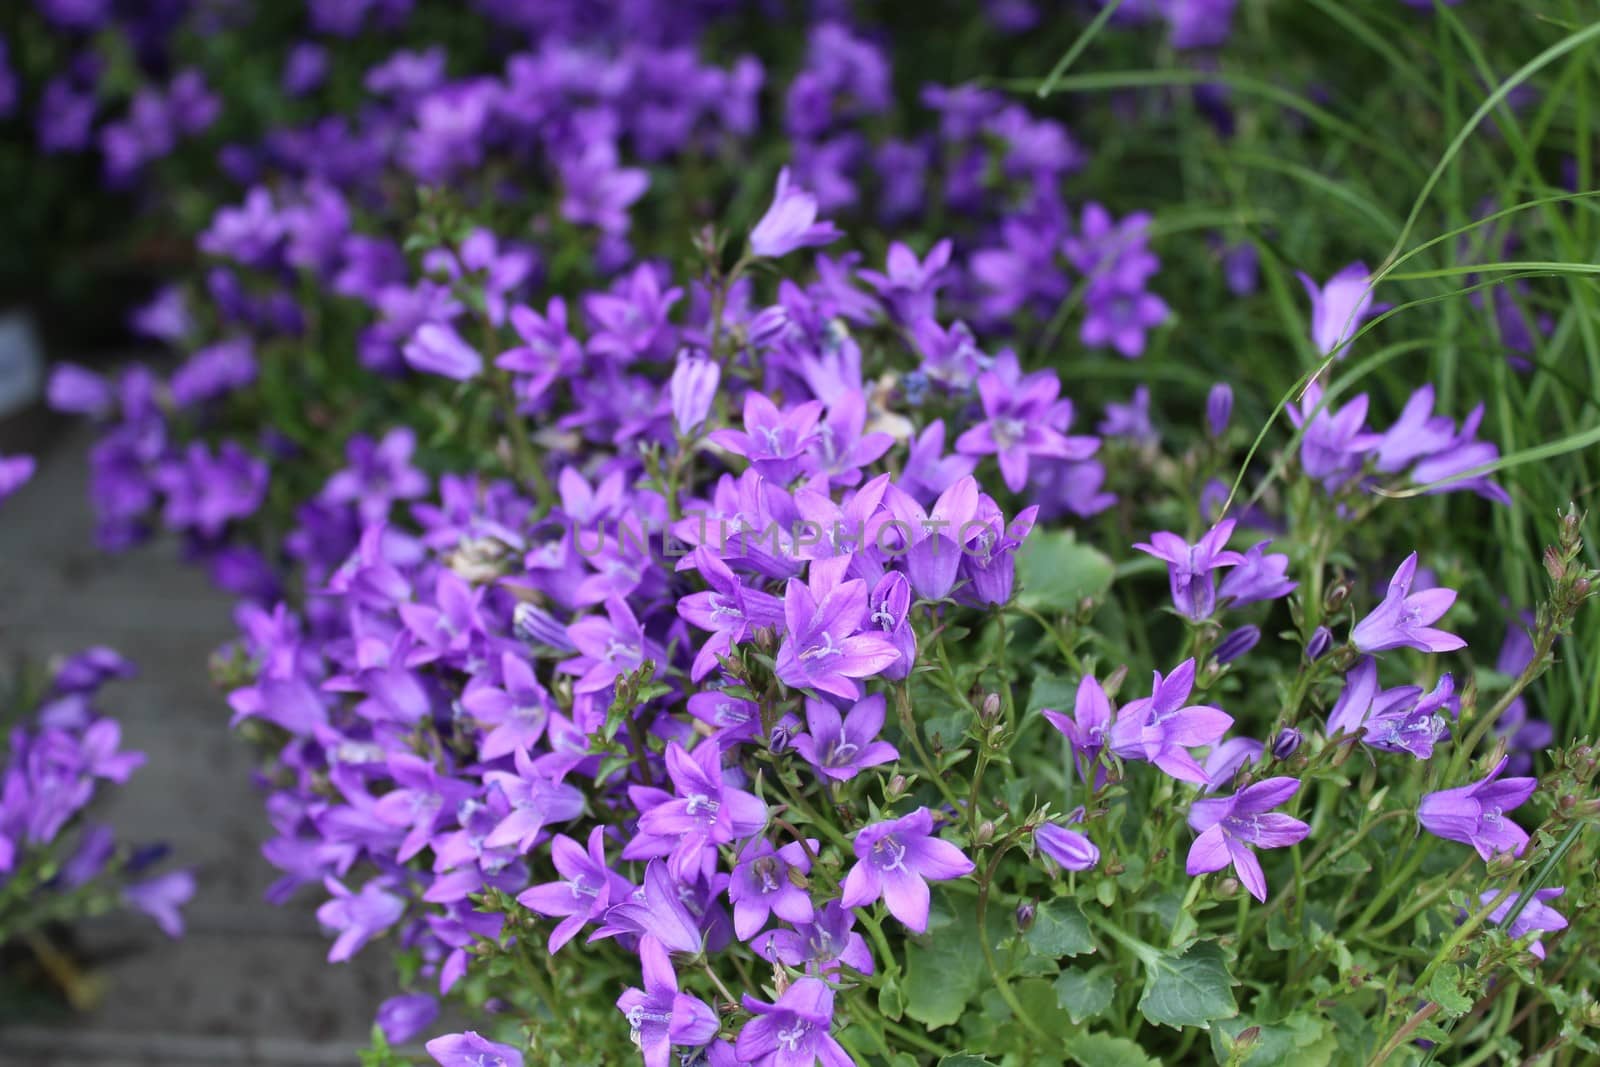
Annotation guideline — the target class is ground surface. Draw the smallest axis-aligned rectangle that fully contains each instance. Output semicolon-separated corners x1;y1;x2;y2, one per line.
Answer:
0;426;392;1066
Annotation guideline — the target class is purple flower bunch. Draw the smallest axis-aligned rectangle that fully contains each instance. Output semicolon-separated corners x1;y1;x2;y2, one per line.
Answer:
0;648;194;949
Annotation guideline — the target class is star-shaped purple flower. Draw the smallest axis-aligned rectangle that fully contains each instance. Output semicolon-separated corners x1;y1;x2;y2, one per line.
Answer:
1186;777;1309;901
840;806;975;933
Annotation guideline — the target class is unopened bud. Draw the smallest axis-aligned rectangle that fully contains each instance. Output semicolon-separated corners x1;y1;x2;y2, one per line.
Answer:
1103;664;1129;699
753;627;776;652
1323;579;1353;615
1233;1026;1261;1054
1574;577;1592;599
1206;383;1233;439
1215;625;1260;665
768;724;791;755
1271;727;1303;761
886;774;907;799
1015;902;1036;932
1544;546;1565;581
975;820;996;846
1305;626;1333;661
980;692;1002;724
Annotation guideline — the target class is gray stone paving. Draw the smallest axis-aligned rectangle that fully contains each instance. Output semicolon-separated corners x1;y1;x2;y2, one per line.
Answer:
0;428;392;1065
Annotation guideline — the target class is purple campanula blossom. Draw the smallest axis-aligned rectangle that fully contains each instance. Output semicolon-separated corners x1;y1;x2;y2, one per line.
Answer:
595;860;707;957
1186;777;1309;901
376;993;439;1044
728;837;816;940
1203;383;1228;438
316;876;406;962
404;323;483;381
1352;553;1466;654
678;549;784;681
1109;659;1234;784
482;747;586;852
1035;823;1100;872
560;597;660;695
751;900;874;978
1134;519;1245;620
636;741;767;880
1288;383;1382;491
1306;626;1334;661
321;428;429;525
461;653;552;759
792;693;897;782
47;363;114;417
1493;621;1551;773
123;869;196;938
425;1032;523;1067
495;297;582;410
0;454;35;503
867;571;916;681
1042;674;1113;786
517;827;627;954
956;356;1097;492
670;356;721;436
749;167;842;258
1100;386;1158;447
899;420;978;504
880;476;983;601
859;239;952;322
736;978;849;1067
1299;261;1379;358
283;43;329;96
1479;888;1567;961
1216;541;1297;608
1202;737;1265;792
840;807;974;932
617;936;719;1067
1222;243;1257;295
774;559;900;700
709;393;824;484
1418;757;1537;860
1080;279;1170;358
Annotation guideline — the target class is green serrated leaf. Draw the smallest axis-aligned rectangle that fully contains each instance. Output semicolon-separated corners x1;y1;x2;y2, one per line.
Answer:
1062;1031;1160;1067
1054;965;1116;1023
878;974;906;1022
1428;963;1475;1017
1138;940;1239;1029
1025;898;1095;958
904;897;989;1028
1015;531;1115;611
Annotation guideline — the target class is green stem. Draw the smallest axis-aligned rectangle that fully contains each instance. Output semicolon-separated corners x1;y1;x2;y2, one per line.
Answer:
893;683;968;814
975;845;1051;1044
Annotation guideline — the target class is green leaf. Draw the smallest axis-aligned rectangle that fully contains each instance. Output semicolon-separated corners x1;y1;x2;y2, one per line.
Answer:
1025;898;1095;958
1026;670;1079;715
904;899;988;1028
1015;531;1115;611
1428;963;1475;1017
938;1055;997;1066
1137;941;1239;1029
877;974;906;1022
1054;966;1116;1024
1210;1014;1337;1067
1062;1032;1161;1067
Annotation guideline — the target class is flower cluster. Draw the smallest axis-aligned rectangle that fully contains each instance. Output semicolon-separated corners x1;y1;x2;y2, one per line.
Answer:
0;648;194;962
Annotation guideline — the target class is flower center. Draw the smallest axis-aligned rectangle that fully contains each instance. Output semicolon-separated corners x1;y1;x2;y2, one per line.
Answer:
777;1020;810;1051
799;631;844;661
825;739;860;766
873;834;908;873
685;793;721;818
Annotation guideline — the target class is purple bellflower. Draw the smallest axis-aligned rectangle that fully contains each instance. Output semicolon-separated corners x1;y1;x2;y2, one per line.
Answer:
1035;823;1100;872
1299;261;1378;358
636;742;767;880
728;836;816;940
1352;553;1466;654
749;167;842;258
774;559;901;700
1479;887;1567;961
616;936;719;1067
425;1031;523;1067
791;693;898;782
1108;658;1234;784
737;978;851;1067
1418;757;1537;860
1186;777;1309;901
1133;519;1244;620
840;806;975;932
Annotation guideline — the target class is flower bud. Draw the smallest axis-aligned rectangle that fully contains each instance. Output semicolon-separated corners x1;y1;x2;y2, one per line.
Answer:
753;626;776;652
1215;625;1260;665
1271;727;1302;760
1305;626;1333;661
670;353;720;436
1206;383;1233;439
975;820;996;846
768;724;791;755
980;692;1002;724
1103;664;1129;699
1544;546;1566;581
886;774;907;799
1322;578;1353;615
1015;902;1036;932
